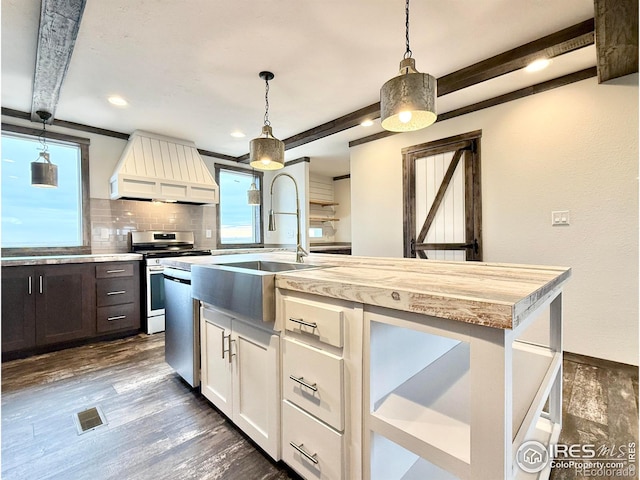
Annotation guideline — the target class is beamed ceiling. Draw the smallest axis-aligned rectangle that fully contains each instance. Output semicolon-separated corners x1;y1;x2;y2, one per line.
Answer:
1;0;637;177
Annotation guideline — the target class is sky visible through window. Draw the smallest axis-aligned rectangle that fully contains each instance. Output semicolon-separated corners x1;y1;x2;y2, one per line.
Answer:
1;134;82;248
219;169;260;244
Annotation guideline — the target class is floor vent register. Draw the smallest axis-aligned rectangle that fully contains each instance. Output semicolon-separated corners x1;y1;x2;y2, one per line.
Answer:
73;406;108;435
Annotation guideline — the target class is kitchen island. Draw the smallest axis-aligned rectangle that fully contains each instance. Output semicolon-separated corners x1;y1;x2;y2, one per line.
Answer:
175;252;570;479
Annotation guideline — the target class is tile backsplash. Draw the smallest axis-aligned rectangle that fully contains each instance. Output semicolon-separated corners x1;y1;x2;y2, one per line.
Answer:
90;198;217;253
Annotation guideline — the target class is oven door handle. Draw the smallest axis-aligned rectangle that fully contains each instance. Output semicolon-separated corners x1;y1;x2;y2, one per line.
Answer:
147;266;165;272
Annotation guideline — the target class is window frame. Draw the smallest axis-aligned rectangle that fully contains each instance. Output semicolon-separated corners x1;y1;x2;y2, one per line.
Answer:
214;164;264;248
1;122;91;257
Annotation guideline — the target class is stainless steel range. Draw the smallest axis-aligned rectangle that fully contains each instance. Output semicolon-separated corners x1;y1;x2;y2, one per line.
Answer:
130;231;211;334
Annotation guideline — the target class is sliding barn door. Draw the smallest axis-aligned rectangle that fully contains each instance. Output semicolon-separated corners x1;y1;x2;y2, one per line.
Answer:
403;130;482;261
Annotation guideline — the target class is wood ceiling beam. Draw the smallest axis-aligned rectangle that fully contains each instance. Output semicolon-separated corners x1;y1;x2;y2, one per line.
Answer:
31;0;87;123
349;68;598;148
236;20;595;162
438;19;595;96
594;0;639;83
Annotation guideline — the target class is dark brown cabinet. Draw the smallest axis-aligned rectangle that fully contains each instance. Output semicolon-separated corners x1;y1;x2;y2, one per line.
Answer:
2;264;95;353
35;263;96;346
1;266;37;351
2;260;141;358
95;262;140;334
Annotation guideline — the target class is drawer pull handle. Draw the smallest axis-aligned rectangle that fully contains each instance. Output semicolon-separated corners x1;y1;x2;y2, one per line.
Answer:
289;375;318;392
28;276;32;295
106;269;126;274
289;317;317;329
107;315;126;321
107;290;126;296
289;442;318;464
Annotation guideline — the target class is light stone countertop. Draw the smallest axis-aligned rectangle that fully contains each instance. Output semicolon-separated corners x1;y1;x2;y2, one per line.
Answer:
184;251;571;330
1;253;143;266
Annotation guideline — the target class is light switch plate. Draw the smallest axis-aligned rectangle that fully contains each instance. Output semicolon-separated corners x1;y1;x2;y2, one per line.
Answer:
551;210;570;226
205;229;212;238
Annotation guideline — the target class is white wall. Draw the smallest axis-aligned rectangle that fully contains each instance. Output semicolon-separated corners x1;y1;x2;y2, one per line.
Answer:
263;161;310;249
351;74;639;365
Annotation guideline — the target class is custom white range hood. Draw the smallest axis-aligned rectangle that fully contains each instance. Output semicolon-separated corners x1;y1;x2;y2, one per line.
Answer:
110;130;219;204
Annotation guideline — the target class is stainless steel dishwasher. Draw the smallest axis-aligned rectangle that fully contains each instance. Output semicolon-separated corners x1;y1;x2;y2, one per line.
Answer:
163;267;199;388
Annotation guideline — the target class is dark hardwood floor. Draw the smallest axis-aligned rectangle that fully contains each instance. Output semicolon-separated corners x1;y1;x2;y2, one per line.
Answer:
1;333;298;480
551;353;639;480
1;334;637;479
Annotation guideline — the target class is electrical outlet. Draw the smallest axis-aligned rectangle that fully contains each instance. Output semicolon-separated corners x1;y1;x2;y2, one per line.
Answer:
287;229;295;239
205;229;212;238
551;210;570;226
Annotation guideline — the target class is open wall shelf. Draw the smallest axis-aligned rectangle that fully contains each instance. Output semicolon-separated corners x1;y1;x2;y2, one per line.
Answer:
310;200;339;207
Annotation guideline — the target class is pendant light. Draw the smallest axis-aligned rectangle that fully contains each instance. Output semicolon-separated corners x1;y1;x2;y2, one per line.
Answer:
247;168;261;205
249;71;285;170
380;0;437;132
31;110;58;188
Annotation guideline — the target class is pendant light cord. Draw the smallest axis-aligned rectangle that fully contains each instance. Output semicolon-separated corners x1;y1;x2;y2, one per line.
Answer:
38;117;49;154
263;78;271;127
404;0;412;59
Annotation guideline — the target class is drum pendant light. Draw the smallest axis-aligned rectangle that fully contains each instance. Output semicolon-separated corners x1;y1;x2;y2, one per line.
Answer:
380;0;437;132
247;169;261;205
31;110;58;188
250;71;285;170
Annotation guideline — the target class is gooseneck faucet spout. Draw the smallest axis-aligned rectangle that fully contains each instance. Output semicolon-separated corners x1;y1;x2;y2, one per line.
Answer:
268;173;308;263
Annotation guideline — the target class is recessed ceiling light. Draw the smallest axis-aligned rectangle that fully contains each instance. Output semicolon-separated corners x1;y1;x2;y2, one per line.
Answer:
108;96;128;106
230;131;246;138
360;119;374;127
525;58;551;73
3;158;15;163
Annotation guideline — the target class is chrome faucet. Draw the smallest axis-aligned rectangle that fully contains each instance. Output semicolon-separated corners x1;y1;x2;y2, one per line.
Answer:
267;173;308;263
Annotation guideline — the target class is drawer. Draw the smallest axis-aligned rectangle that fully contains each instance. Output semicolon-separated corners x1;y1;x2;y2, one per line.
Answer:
97;303;139;333
96;263;135;279
97;277;136;306
283;337;344;430
283;296;344;348
282;400;344;480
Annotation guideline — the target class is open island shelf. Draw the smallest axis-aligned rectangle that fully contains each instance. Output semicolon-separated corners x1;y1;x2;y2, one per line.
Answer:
364;288;564;480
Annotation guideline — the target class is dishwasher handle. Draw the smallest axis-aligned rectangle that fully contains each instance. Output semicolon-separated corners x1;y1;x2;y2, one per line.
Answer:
163;267;192;285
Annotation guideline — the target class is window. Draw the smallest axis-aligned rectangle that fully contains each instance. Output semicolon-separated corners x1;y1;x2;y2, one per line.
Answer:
1;124;90;255
215;165;263;246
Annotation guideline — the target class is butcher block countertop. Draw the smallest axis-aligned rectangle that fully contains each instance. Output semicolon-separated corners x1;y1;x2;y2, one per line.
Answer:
172;251;571;330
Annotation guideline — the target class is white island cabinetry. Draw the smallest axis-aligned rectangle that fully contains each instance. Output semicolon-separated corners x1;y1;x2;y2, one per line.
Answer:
273;255;570;480
277;290;363;480
200;304;280;460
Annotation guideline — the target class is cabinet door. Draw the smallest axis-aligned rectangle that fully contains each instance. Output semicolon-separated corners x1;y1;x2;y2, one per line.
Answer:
1;267;36;352
232;319;280;460
200;307;233;419
35;263;96;345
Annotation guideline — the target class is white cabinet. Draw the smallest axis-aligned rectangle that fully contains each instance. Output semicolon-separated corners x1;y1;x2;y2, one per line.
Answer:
278;290;363;480
200;304;280;460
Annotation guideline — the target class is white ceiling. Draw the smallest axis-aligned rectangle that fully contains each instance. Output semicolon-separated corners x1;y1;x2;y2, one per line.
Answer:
1;0;595;177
